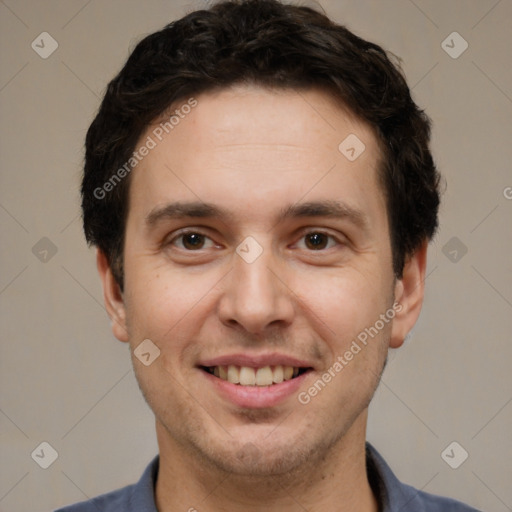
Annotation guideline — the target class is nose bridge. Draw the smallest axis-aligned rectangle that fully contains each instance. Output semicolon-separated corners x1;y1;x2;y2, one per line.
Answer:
218;236;294;333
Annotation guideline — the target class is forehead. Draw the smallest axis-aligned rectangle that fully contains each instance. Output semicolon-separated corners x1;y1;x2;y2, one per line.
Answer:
127;85;385;226
155;85;378;162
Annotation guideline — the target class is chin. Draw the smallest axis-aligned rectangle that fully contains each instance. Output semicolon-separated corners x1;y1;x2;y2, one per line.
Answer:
189;420;341;478
207;440;313;477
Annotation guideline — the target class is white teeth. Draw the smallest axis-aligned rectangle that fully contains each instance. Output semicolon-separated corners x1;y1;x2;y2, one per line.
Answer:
239;366;256;385
272;365;284;383
210;365;303;386
227;365;240;384
256;366;273;386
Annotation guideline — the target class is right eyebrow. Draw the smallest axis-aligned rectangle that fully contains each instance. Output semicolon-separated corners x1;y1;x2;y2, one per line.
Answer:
145;201;234;227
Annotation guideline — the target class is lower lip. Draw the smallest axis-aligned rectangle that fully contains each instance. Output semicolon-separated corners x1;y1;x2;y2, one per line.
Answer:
200;369;311;408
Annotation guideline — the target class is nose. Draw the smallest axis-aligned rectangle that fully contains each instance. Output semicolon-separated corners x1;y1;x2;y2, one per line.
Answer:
217;244;295;335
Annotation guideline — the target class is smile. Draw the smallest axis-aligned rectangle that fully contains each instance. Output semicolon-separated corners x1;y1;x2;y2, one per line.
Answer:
201;365;311;386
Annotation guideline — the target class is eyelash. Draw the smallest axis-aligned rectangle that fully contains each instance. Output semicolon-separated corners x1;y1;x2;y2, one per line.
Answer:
169;230;217;250
167;229;343;251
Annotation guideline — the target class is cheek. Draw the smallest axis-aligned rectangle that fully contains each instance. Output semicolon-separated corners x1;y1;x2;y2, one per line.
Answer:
124;262;222;346
295;268;388;343
301;273;391;401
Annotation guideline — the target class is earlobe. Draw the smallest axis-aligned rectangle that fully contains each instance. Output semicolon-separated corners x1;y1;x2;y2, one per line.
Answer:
390;242;428;349
96;249;129;342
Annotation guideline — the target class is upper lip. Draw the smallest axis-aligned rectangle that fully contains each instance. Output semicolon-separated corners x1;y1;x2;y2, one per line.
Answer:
198;353;315;370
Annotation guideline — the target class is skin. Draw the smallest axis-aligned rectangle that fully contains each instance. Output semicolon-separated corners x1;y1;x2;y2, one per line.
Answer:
97;85;427;511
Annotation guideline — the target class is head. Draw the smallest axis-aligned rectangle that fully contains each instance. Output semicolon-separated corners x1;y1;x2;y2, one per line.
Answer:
84;0;440;477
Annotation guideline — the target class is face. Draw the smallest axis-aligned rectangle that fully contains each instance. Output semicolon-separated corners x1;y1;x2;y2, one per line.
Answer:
99;85;425;476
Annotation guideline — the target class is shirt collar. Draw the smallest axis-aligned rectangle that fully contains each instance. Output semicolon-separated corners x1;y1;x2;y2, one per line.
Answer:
126;454;159;511
136;443;409;511
366;441;427;511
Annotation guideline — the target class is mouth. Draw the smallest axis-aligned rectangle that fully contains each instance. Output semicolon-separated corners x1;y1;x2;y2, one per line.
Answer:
197;354;316;408
200;365;312;386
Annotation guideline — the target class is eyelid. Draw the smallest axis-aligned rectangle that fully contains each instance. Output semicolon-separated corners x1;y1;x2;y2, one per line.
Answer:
165;227;346;251
166;228;217;249
292;229;344;250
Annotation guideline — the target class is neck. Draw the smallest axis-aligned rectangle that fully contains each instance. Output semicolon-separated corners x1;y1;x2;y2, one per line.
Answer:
154;411;378;512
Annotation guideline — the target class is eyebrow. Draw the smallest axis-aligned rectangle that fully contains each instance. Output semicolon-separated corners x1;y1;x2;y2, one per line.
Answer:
145;200;368;230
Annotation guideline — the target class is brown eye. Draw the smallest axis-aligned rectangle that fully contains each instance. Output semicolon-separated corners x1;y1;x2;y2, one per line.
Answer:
181;233;206;250
170;231;215;251
304;232;330;250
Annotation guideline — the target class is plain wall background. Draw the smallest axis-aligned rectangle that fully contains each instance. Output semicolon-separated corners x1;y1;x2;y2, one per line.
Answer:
0;1;511;510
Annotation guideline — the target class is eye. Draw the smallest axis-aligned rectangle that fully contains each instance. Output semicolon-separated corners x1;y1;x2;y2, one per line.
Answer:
296;231;340;251
169;231;216;250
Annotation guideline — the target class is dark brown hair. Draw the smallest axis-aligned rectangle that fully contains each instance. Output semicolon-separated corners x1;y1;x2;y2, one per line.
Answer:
82;0;440;289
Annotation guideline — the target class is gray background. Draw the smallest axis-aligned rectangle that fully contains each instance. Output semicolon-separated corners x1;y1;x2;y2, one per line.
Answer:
0;0;511;510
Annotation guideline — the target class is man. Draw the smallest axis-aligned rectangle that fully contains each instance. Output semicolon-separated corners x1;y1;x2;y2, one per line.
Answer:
57;0;480;510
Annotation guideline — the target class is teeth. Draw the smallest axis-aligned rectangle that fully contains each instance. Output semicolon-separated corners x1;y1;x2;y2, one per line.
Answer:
255;366;273;386
218;365;228;380
239;366;256;385
273;365;284;383
210;365;303;386
227;365;240;384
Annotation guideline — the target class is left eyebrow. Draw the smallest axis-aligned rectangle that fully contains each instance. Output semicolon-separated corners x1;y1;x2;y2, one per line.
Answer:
277;200;369;230
145;199;369;230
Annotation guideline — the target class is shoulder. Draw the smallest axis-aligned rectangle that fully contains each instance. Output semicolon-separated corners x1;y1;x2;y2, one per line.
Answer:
396;480;482;511
365;443;482;512
54;455;159;512
54;483;136;512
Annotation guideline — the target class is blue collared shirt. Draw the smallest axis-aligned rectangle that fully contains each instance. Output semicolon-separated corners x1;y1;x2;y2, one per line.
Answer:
54;443;481;511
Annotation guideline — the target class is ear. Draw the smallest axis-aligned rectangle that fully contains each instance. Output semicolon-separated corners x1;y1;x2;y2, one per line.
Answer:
96;249;129;342
390;242;428;349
